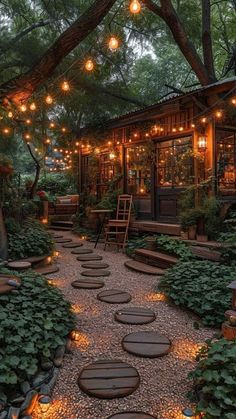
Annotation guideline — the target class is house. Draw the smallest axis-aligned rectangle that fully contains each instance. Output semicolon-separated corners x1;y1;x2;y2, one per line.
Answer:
77;77;236;234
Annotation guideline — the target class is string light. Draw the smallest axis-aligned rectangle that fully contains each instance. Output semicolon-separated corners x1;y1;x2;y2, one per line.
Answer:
8;111;13;118
29;102;36;111
45;95;53;105
45;138;51;144
61;127;66;133
26;119;31;125
215;110;222;118
108;36;119;51
130;0;141;14
24;133;31;141
85;59;95;72
3;128;10;135
19;104;27;112
61;80;70;91
201;117;207;123
49;122;55;128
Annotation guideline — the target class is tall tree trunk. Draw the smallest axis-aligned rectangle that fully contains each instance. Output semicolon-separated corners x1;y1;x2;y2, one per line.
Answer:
202;0;216;82
0;0;117;105
0;205;8;261
30;162;41;199
143;0;214;85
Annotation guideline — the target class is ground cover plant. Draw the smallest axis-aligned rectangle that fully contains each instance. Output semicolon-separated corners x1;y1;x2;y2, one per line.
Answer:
7;219;54;260
155;235;193;260
189;338;236;418
125;236;148;257
0;269;75;403
158;261;236;327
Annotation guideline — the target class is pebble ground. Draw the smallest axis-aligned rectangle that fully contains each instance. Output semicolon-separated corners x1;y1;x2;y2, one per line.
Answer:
33;231;216;419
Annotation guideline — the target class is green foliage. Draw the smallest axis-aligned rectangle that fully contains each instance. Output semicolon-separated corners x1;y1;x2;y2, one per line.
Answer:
96;174;123;211
0;269;75;400
0;154;13;168
155;235;193;260
125;236;147;257
219;209;236;264
158;261;235;327
189;338;236;418
202;197;222;238
7;219;54;259
37;173;77;196
180;208;203;230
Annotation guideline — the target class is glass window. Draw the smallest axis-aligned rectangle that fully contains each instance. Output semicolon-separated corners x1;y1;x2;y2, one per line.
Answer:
157;136;193;187
217;129;236;191
126;145;151;196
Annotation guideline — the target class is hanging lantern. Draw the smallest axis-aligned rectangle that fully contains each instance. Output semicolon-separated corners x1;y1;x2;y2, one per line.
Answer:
108;36;119;51
130;0;141;14
61;80;70;91
85;59;95;72
45;95;53;105
198;135;207;151
29;102;36;111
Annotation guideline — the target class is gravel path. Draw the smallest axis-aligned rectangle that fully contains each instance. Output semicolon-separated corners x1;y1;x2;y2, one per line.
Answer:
33;231;215;419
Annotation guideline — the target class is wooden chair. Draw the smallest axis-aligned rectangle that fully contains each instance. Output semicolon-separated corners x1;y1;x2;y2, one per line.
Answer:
104;195;133;251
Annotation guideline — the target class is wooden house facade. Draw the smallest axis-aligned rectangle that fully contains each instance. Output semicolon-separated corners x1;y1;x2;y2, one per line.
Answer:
78;78;236;226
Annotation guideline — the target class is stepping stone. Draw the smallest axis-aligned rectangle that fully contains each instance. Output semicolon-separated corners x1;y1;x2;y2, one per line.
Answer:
51;234;63;239
97;289;132;304
72;248;93;255
81;262;109;269
71;278;104;289
23;255;48;266
122;331;171;358
54;238;72;243
0;274;21;294
7;261;31;271
81;269;110;277
76;255;103;261
124;261;165;275
108;413;156;419
62;242;83;248
115;307;156;325
78;360;140;399
34;264;59;275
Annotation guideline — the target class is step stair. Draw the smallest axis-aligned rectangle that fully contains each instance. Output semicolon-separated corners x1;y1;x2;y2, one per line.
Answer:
190;246;222;262
49;220;73;231
134;249;178;269
124;260;165;275
129;221;181;236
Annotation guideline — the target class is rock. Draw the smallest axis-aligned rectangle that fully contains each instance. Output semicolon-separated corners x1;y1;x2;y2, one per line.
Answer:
9;396;25;405
20;382;31;395
7;407;20;419
40;369;59;396
21;416;32;419
53;345;65;367
32;371;51;388
6;280;20;288
41;359;53;371
20;390;38;416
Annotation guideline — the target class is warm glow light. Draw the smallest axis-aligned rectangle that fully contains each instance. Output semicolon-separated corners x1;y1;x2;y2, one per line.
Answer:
130;0;141;14
75;141;80;146
29;102;36;111
19;104;27;112
109;152;115;159
108;36;119;50
146;292;167;302
215;110;222;118
198;135;207;151
3;128;10;135
26;119;31;125
45;138;51;144
231;98;236;105
172;127;177;132
139;188;145;194
108;141;112;146
41;218;48;224
201;117;207;123
49;122;55;128
38;395;51;413
61;127;66;133
85;59;94;72
191;123;195;128
24;133;31;140
61;80;70;91
8;111;13;118
45;95;53;105
145;133;149;137
179;126;184;131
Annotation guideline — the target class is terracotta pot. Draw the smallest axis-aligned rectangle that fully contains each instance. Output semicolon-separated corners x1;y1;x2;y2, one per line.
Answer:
180;231;189;240
222;322;236;340
188;225;197;240
196;234;208;242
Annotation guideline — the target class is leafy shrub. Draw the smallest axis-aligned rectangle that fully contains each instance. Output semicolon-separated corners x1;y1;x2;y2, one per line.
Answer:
0;269;75;401
155;235;193;260
125;236;147;257
158;261;236;326
189;338;236;418
8;219;54;259
37;173;76;196
219;209;236;264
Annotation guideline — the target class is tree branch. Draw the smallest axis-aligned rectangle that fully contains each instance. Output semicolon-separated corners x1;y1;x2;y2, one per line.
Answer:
201;0;216;82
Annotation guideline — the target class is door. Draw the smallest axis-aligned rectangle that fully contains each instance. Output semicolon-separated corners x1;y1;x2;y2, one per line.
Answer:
155;136;194;221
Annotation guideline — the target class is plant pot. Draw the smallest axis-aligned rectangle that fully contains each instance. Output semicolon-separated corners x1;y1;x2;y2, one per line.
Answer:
196;234;208;242
180;231;189;240
145;237;157;251
188;225;197;240
0;165;13;175
222;321;236;340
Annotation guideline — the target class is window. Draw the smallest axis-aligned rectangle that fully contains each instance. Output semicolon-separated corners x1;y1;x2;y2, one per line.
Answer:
157;136;193;187
126;144;151;195
217;129;236;191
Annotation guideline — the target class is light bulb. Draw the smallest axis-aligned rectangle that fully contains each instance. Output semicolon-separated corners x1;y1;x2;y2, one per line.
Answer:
61;81;70;91
8;111;13;118
85;59;94;72
45;95;53;105
130;0;141;14
29;102;36;111
108;36;119;51
20;104;27;112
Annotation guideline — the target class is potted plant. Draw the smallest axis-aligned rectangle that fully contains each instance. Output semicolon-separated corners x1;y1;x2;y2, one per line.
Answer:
0;154;13;176
180;208;203;240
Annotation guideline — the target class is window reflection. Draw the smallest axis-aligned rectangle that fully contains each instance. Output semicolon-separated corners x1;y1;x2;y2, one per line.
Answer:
217;129;236;191
126;145;151;195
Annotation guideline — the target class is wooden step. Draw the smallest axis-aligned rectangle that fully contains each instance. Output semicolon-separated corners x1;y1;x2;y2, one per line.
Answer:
124;260;165;275
48;226;72;231
190;246;222;261
129;221;181;236
134;249;178;269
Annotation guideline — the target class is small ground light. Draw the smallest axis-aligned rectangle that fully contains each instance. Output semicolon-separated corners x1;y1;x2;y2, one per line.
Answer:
130;0;141;14
182;408;195;418
38;395;51;413
108;36;119;51
70;330;81;341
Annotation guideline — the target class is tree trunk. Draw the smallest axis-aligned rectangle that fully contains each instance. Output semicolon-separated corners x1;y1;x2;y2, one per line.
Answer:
202;0;216;83
30;162;41;199
0;206;8;261
0;0;117;105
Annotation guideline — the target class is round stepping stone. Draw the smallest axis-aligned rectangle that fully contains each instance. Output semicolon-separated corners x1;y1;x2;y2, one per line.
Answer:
122;331;171;358
76;255;103;261
108;413;156;419
0;274;21;294
81;269;110;277
7;261;31;271
62;242;83;248
71;248;93;255
115;307;156;325
81;262;109;270
54;238;72;243
98;289;131;304
34;264;59;275
71;278;104;289
51;234;63;239
78;360;140;399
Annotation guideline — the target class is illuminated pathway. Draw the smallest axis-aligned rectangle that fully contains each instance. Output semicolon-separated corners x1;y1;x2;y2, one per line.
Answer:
33;231;215;419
